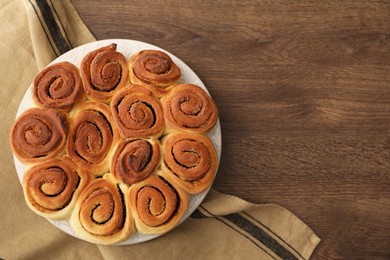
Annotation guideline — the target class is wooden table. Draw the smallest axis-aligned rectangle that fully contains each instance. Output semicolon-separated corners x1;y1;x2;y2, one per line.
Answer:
72;1;390;258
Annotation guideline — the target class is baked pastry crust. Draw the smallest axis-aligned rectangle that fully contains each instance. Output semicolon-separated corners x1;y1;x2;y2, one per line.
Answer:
10;107;68;164
128;171;189;234
129;50;181;97
110;84;164;139
66;100;120;176
32;61;85;111
23;156;91;220
111;138;161;185
80;44;129;103
162;133;218;194
161;84;218;135
70;174;134;245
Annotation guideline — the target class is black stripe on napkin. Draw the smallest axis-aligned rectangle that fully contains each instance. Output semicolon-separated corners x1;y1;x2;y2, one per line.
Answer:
35;0;70;55
196;206;299;260
27;0;58;55
242;211;304;259
48;0;73;49
194;207;278;259
224;213;298;260
191;208;206;219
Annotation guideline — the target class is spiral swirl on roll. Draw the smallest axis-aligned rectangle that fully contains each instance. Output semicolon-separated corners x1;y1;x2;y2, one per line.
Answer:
129;172;188;234
67;101;118;175
81;43;129;102
161;84;218;135
70;174;134;244
32;62;84;111
111;84;164;138
162;133;218;194
129;50;181;97
10;108;68;164
111;138;161;185
23;156;90;220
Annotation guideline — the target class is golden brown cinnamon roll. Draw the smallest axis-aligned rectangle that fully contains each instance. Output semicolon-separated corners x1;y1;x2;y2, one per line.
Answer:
32;62;85;111
111;138;161;185
23;156;91;220
67;101;119;176
129;50;181;97
161;133;218;194
70;174;134;245
80;44;129;103
161;84;218;135
10;108;68;164
128;171;189;234
110;84;164;139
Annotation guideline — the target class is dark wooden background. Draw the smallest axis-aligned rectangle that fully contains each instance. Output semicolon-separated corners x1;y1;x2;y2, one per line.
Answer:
72;1;390;258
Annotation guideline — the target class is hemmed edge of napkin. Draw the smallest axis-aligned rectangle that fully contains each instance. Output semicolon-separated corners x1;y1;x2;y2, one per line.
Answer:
302;230;321;259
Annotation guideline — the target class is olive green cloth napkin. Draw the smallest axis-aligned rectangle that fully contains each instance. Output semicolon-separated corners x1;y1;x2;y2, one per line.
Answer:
0;0;320;259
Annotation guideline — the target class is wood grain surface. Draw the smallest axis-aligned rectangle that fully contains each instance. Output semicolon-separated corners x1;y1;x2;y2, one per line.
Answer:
71;0;390;258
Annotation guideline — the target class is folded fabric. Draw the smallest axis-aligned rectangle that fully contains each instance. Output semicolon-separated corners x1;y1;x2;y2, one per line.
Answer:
0;0;320;259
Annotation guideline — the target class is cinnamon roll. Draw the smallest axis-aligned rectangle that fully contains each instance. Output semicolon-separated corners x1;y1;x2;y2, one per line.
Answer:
128;171;189;234
23;156;90;220
110;84;164;139
80;43;129;103
10;108;68;164
70;174;134;245
161;84;218;135
162;133;218;194
111;138;161;185
32;62;84;111
67;101;119;176
129;50;181;97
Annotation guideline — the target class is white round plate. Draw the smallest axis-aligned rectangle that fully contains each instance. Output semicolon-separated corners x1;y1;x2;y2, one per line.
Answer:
13;39;222;245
